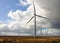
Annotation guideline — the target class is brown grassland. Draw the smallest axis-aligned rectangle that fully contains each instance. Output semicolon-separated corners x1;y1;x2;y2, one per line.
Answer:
0;36;60;43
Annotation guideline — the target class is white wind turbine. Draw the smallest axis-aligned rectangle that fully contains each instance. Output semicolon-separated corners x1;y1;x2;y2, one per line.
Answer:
26;2;49;38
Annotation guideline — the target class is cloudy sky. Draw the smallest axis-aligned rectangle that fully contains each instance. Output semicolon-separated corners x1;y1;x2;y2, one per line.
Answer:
0;0;60;36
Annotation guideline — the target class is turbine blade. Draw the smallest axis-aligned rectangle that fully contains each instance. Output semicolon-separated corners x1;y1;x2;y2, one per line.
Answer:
26;16;34;25
33;2;36;14
36;15;49;20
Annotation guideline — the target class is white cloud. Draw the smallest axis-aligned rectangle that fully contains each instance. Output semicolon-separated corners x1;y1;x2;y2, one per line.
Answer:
0;31;33;36
8;10;24;21
1;32;19;36
0;21;7;30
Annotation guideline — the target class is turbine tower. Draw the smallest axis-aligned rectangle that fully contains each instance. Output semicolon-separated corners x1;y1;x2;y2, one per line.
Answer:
26;2;49;38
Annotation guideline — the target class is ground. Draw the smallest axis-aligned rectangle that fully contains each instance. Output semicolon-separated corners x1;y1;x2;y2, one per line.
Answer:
0;36;60;43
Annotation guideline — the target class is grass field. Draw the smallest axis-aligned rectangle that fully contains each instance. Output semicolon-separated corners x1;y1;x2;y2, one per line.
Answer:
0;36;60;43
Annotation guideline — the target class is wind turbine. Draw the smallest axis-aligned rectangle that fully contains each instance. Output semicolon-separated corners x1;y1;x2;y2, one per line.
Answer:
26;2;49;38
45;29;49;36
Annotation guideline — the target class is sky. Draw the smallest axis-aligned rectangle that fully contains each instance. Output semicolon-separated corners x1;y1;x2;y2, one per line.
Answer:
0;0;60;36
0;0;29;23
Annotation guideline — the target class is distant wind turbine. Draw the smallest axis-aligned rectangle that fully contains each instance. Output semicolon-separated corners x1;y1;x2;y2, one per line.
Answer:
46;29;49;36
26;2;49;38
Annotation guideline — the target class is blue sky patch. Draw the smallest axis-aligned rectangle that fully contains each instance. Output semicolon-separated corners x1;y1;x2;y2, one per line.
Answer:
0;0;29;23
